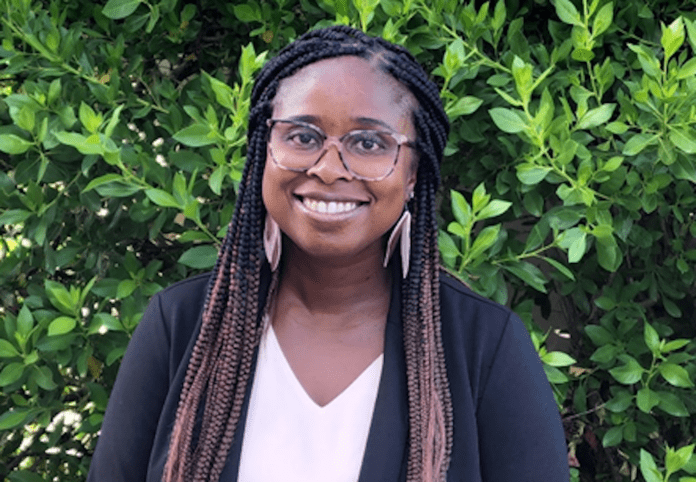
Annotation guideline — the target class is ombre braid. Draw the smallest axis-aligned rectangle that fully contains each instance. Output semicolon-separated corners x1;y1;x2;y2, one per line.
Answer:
164;25;453;482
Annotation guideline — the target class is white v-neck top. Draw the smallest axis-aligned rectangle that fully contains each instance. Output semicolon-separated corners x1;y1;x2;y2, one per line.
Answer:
237;324;383;482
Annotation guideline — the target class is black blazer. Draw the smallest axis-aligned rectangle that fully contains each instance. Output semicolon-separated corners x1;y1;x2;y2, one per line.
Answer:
88;265;569;481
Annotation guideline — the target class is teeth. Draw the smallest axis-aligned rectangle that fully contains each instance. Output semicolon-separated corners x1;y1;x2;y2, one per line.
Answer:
302;198;359;214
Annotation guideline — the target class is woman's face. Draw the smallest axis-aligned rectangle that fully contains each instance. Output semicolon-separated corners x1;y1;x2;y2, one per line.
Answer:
262;55;418;263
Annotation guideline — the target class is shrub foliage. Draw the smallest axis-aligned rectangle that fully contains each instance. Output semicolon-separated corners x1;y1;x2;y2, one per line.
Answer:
1;0;695;480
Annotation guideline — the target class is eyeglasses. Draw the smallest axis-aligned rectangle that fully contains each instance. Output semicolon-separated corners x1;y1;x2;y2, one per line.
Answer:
266;119;416;181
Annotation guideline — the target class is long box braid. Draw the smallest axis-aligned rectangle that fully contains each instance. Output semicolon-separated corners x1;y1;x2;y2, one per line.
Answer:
164;25;453;482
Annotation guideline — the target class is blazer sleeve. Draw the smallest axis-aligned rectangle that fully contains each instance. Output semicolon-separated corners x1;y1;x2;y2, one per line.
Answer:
87;291;172;482
475;312;569;482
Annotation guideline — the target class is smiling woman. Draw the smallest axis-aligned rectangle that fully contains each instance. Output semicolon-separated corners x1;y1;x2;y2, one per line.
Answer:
87;26;569;482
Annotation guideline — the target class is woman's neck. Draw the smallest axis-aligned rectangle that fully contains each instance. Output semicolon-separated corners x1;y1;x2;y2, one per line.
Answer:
274;242;392;331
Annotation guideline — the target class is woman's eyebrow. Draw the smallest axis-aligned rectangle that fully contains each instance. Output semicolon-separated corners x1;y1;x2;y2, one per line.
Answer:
354;117;395;131
284;115;396;132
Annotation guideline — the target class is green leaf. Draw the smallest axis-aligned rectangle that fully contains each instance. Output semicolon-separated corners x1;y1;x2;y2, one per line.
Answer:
585;325;614;346
469;225;500;258
88;313;125;334
47;78;62;104
83;174;125;193
606;122;628;134
602;156;623;172
594;296;615;310
233;4;259;22
662;17;685;60
628;44;662;78
8;470;46;482
47;316;77;336
576;104;615;129
656;391;689;417
602;425;623;447
16;305;34;339
553;0;582;26
145;189;180;208
446;96;483;118
659;363;694;388
662;339;691;353
559;227;587;263
104;104;125;138
592;2;613;36
443;38;466;74
0;362;25;386
595;233;622;272
438;231;460;267
636;387;659;413
178;245;219;269
503;261;548;293
204;72;235;111
0;409;31;430
173;124;216;147
102;0;142;19
477;200;512;220
33;365;57;390
45;280;75;315
54;131;103;155
79;102;102;134
623;133;658;156
590;344;619;363
542;256;575;281
0;134;33;154
116;279;137;299
516;164;551;185
644;322;660;355
451;190;472;227
489;107;527;133
0;209;32;225
542;351;576;367
0;340;20;358
640;449;663;482
543;364;568;383
472;185;488;215
609;355;644;385
605;389;633;412
666;444;695;473
669;129;696;154
15;106;35;132
677;57;696;79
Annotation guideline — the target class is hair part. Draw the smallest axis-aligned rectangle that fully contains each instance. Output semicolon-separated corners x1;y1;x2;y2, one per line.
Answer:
164;25;453;482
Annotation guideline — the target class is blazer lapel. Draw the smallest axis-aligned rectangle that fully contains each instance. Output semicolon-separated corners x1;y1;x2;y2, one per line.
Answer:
357;276;409;482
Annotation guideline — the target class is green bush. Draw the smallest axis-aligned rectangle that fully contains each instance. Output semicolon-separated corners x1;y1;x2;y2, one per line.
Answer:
1;0;695;480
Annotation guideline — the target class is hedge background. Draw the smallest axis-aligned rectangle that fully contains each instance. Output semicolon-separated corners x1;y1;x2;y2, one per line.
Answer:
1;0;695;480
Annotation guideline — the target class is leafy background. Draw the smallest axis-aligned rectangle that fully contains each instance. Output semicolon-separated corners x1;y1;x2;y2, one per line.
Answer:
1;0;695;480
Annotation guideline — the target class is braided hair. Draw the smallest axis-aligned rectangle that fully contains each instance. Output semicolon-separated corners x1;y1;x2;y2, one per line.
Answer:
163;25;453;482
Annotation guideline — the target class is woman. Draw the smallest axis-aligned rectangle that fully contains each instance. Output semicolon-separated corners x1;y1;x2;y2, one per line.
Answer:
88;26;569;482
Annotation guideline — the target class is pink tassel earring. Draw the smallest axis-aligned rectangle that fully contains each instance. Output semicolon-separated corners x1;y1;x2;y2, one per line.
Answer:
264;214;282;271
383;206;412;279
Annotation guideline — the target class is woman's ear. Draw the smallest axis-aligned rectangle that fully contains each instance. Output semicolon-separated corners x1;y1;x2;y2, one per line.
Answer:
405;161;417;203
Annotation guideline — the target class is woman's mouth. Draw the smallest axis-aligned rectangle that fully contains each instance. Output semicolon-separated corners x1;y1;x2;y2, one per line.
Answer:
301;197;360;214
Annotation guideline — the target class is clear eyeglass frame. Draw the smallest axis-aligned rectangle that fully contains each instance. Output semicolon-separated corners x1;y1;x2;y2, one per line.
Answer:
265;118;417;182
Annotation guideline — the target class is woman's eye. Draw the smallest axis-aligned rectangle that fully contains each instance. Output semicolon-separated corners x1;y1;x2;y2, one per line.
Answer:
286;130;320;148
350;133;388;154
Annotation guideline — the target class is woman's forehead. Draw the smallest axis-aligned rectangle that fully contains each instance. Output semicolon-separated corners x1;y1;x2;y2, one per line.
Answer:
272;56;416;133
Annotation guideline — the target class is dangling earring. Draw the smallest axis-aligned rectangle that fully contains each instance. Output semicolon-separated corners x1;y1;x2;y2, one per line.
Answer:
383;194;413;279
264;213;281;271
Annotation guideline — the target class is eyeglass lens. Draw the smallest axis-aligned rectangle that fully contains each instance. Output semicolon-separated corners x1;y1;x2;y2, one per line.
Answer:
268;121;400;180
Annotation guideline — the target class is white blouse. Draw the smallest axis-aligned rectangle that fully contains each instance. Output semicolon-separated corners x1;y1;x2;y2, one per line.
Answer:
237;324;383;482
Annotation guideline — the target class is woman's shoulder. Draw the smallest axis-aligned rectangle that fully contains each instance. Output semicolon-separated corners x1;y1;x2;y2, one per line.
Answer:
437;266;520;353
155;271;212;302
438;267;513;320
143;272;213;346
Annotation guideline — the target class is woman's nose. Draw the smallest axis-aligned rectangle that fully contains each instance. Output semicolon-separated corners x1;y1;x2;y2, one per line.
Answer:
305;143;354;184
